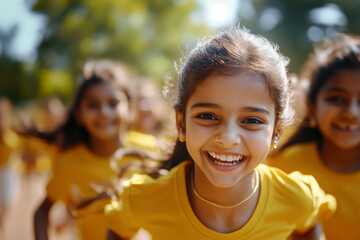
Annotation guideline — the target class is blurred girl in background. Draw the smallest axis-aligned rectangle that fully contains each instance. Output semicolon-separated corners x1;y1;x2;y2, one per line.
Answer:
267;34;360;239
34;59;138;240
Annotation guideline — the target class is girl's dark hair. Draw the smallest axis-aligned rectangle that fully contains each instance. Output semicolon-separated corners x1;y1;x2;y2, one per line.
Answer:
27;60;135;150
164;27;292;168
282;34;360;149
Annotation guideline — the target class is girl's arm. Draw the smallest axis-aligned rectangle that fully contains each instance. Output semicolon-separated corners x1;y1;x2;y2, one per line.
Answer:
107;229;128;240
34;197;54;240
290;223;325;240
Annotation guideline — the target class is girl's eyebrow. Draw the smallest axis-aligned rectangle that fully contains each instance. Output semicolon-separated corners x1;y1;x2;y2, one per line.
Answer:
324;86;346;93
242;106;270;115
191;103;220;109
190;103;270;115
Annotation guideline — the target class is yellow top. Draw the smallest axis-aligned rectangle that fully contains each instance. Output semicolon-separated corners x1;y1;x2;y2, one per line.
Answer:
105;161;336;240
46;129;160;240
46;143;116;240
267;142;360;240
124;130;158;151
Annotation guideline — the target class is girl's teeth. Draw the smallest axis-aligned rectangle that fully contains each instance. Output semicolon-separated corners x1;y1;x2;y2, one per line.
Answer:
338;124;360;131
214;160;238;166
208;152;243;162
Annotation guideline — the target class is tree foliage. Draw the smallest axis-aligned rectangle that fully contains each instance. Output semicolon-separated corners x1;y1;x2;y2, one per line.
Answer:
235;0;360;73
1;0;209;103
2;0;360;103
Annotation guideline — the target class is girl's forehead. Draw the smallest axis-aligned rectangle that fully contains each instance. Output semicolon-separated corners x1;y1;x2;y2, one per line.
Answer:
323;69;360;92
194;72;268;94
187;72;275;113
83;82;127;99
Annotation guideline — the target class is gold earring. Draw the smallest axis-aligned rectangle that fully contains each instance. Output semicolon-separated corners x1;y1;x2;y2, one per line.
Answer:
270;140;278;151
179;133;186;142
307;115;317;128
309;118;317;128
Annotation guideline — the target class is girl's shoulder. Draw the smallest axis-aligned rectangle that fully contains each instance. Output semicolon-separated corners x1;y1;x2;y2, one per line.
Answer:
257;164;336;217
258;163;321;194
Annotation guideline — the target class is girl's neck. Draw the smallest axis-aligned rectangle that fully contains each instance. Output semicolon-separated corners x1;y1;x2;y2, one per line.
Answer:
319;139;360;173
193;167;257;206
89;135;123;158
187;166;259;233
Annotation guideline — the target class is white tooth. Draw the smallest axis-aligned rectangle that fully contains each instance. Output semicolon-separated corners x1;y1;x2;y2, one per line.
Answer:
220;155;226;161
239;155;243;161
226;155;232;162
209;152;215;158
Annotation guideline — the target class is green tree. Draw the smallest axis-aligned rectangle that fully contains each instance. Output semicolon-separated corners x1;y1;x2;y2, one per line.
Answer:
235;0;360;73
30;0;209;102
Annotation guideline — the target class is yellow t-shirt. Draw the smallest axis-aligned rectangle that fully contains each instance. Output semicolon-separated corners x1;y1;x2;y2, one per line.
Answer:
46;143;117;240
267;142;360;240
105;161;336;240
124;130;158;151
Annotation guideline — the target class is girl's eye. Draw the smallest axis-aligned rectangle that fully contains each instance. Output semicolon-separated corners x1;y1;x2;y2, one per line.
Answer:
109;99;120;108
325;95;345;104
242;118;264;124
196;113;217;120
87;102;99;109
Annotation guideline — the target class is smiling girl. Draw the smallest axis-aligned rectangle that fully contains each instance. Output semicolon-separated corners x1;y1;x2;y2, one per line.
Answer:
105;28;336;240
34;60;136;240
267;34;360;240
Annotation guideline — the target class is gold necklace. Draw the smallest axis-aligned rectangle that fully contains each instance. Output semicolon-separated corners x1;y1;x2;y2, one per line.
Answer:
192;170;259;209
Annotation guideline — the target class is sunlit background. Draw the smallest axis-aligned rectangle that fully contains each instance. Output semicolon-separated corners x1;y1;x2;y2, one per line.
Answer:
1;0;359;104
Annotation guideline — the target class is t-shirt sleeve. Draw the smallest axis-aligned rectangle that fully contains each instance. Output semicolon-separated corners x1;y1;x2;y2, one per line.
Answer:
104;186;140;239
289;171;337;233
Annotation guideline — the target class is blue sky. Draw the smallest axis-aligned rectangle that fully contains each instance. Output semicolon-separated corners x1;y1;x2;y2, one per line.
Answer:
0;0;238;63
0;0;46;62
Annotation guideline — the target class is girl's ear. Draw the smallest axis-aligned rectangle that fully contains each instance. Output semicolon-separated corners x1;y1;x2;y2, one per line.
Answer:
272;125;283;143
175;109;185;136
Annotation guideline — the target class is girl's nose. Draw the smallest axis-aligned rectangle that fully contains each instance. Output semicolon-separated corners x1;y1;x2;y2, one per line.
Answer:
344;98;360;119
215;121;240;147
100;105;112;116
